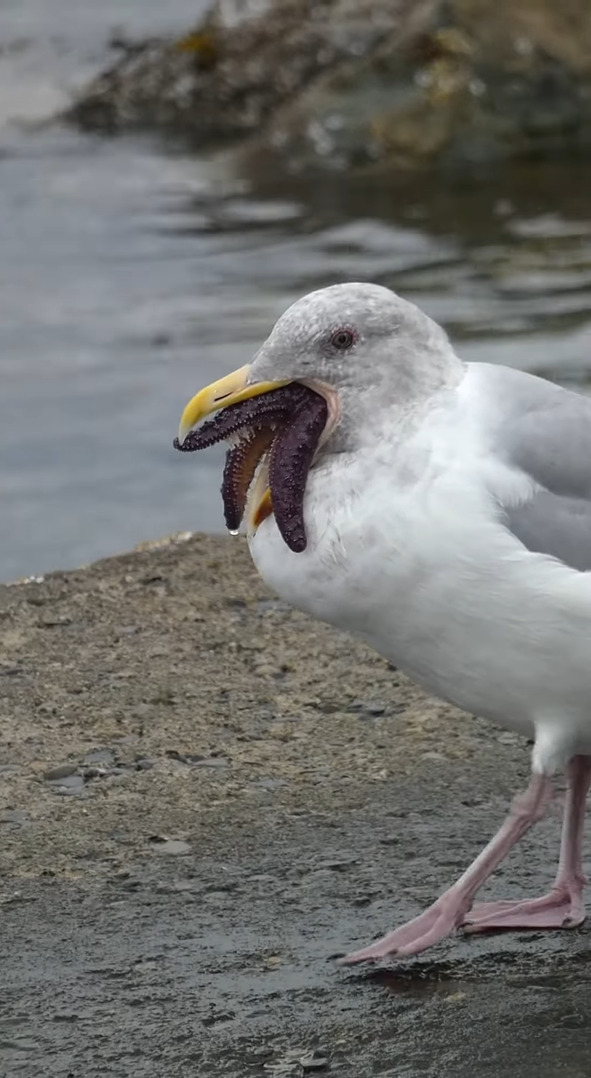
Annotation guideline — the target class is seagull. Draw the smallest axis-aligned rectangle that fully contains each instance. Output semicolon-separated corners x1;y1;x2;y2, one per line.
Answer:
175;281;591;963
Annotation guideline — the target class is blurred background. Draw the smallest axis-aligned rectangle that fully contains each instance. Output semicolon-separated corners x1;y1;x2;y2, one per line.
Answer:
2;0;591;582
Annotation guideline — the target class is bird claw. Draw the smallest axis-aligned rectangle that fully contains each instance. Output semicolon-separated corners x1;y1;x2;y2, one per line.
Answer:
339;895;468;964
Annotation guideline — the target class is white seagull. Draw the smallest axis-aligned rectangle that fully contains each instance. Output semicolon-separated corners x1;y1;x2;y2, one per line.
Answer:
176;282;591;963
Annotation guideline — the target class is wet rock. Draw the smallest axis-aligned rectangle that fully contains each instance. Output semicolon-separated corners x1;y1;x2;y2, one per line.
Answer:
69;0;396;143
68;0;591;172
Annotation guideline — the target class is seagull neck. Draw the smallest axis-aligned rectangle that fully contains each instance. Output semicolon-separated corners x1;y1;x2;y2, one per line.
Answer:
329;353;465;454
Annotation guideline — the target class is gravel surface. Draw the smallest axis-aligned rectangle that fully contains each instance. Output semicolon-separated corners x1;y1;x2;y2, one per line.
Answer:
1;532;590;1077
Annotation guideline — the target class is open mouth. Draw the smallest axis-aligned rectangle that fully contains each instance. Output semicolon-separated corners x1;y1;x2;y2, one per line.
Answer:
174;382;329;553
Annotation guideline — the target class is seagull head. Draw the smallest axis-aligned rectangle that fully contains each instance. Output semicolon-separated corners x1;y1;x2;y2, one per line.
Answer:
175;282;461;548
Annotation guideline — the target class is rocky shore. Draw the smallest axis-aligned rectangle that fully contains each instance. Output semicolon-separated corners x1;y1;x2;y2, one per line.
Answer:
0;530;475;880
2;531;591;1076
69;0;591;173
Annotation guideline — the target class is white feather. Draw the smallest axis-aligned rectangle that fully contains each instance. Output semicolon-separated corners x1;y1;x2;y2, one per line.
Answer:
250;362;591;775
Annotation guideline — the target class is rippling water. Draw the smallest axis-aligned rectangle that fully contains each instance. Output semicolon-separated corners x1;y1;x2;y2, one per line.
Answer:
1;2;591;581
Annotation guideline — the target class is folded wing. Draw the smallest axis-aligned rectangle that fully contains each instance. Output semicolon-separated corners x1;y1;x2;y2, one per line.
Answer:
483;365;591;571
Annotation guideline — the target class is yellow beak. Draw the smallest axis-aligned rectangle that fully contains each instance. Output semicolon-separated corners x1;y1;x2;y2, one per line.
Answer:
177;363;290;534
177;363;289;443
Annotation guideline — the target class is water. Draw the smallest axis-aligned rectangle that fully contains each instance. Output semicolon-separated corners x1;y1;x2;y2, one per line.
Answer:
1;2;591;582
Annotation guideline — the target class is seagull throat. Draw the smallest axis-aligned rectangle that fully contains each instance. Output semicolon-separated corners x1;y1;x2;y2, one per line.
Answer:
173;382;328;552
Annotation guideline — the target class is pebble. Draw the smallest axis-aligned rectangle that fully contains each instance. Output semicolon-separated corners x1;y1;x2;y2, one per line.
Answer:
132;703;152;720
236;639;265;652
167;750;228;768
78;755;154;778
346;700;386;717
84;748;116;767
300;1053;329;1072
256;599;291;613
50;774;86;796
253;664;283;678
150;332;171;347
263;1049;329;1076
1;809;29;827
248;1046;274;1061
150;839;191;856
43;763;77;781
135;758;155;770
312;858;355;872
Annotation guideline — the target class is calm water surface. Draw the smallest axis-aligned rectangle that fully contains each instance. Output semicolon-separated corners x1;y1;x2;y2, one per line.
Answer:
1;1;591;581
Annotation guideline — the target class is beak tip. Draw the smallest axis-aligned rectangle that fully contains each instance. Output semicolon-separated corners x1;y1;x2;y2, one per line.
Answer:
175;365;289;451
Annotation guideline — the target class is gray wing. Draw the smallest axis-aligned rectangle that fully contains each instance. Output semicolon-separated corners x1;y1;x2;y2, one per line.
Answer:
480;364;591;571
506;493;591;571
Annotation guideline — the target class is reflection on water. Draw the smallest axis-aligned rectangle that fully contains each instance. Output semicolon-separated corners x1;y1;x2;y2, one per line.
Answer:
1;6;591;581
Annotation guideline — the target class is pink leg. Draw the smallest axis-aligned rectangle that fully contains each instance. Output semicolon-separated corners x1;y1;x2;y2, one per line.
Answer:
340;772;553;964
464;755;591;932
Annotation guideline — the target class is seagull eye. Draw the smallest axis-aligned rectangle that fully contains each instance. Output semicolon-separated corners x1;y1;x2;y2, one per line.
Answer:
329;327;357;351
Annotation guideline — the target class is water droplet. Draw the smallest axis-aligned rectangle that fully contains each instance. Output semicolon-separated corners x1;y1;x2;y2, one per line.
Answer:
228;528;239;536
